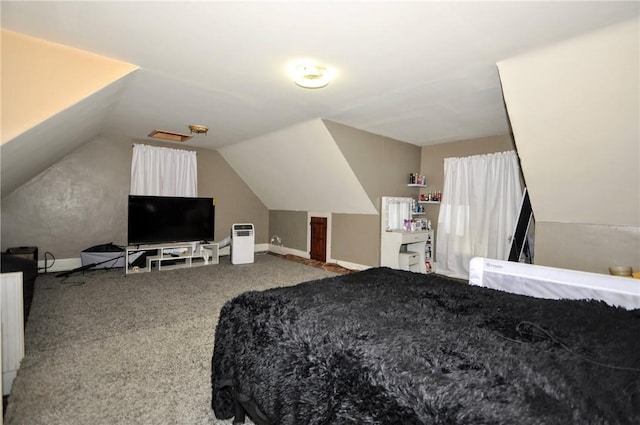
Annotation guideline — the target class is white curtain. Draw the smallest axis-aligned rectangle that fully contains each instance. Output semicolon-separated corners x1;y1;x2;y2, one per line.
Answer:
130;144;198;197
435;151;523;279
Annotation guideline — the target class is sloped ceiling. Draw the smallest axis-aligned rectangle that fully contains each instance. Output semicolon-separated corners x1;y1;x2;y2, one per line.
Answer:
1;30;137;144
3;1;637;149
2;1;638;208
1;29;137;196
0;76;134;196
498;19;639;227
219;118;377;214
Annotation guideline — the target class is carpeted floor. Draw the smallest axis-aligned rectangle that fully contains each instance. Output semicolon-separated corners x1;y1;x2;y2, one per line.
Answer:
4;253;341;425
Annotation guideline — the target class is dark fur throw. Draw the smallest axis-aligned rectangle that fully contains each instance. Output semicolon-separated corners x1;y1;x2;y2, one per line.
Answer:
212;267;640;425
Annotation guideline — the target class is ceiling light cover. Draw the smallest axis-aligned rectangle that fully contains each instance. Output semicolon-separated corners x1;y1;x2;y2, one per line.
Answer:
292;62;333;89
189;124;208;135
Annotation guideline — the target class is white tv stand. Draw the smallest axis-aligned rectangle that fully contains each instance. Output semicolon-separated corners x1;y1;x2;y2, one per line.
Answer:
125;241;219;274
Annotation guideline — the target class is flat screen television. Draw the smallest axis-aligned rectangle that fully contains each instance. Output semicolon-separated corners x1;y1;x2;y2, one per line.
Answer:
128;195;215;245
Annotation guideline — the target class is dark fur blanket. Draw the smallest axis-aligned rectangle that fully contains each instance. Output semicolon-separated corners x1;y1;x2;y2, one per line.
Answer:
212;267;640;425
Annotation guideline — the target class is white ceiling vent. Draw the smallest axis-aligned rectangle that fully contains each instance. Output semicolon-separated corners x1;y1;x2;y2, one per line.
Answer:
147;130;192;143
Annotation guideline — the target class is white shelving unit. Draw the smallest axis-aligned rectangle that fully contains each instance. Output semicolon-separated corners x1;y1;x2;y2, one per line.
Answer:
407;184;427;216
125;242;219;274
407;183;438;272
424;229;434;273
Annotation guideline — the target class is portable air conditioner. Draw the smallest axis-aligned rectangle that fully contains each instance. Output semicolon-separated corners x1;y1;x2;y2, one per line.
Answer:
231;223;255;265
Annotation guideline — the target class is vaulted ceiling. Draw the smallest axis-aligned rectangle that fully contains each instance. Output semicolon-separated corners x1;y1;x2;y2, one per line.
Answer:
2;1;638;200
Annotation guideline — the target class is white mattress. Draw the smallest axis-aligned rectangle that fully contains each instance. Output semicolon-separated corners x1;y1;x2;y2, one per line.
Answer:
469;257;640;310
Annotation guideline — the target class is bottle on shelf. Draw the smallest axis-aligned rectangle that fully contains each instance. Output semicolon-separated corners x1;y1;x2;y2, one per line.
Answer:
408;173;426;186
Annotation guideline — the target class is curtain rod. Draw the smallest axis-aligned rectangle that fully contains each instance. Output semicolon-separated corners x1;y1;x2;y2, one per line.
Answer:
131;143;197;154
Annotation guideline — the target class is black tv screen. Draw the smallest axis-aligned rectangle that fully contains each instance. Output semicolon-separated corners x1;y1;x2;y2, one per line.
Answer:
128;195;215;245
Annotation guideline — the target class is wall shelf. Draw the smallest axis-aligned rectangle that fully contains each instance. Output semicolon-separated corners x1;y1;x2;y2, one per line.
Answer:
407;184;426;187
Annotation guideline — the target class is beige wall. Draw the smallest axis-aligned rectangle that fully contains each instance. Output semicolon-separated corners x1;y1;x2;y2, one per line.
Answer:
324;120;423;202
268;121;421;267
195;144;269;244
268;210;308;252
219;119;376;215
535;223;639;273
2;136;130;259
323;120;422;266
331;214;380;266
325;125;515;267
498;19;639;273
1;136;268;260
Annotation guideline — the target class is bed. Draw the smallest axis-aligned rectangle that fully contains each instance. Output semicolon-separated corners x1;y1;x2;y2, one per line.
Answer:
211;266;640;425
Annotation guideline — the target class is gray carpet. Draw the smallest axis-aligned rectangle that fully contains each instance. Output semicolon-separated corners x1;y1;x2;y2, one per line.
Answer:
5;253;337;425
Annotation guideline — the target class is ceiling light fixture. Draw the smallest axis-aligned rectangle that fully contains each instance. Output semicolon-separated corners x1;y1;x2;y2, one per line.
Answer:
291;61;334;89
189;124;208;135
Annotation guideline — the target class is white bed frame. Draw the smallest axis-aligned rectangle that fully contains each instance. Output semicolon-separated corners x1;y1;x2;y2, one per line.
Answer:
469;257;640;310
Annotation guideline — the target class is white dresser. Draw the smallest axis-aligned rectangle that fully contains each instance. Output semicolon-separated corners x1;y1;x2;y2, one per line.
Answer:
381;230;430;273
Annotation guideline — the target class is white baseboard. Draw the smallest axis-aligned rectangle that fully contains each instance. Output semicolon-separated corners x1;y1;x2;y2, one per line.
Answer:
38;258;81;273
254;243;269;253
268;244;369;271
37;245;368;272
334;260;370;271
219;243;269;257
268;244;309;259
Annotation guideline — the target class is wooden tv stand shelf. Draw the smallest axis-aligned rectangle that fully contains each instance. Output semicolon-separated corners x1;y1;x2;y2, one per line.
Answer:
125;242;219;274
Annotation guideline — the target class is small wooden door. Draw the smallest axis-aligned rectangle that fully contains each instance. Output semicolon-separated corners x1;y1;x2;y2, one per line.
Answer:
310;216;327;262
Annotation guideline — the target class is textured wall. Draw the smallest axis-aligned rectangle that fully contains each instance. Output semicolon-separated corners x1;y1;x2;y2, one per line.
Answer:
535;222;640;275
195;147;269;245
331;214;380;266
219;119;376;214
268;210;307;252
264;121;422;267
1;136;130;259
1;135;268;261
324;120;422;266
